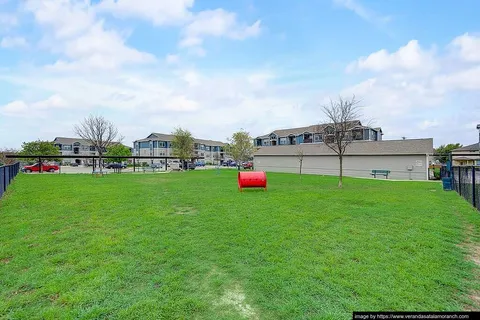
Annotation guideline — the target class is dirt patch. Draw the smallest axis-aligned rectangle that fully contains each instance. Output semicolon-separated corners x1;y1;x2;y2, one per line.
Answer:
1;256;12;264
48;293;60;302
173;206;197;215
10;284;37;296
216;285;258;319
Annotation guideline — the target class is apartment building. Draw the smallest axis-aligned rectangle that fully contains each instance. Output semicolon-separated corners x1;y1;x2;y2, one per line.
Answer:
254;121;383;147
133;133;226;164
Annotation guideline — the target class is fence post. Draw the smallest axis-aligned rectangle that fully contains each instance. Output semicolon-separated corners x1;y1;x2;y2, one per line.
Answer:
473;166;476;208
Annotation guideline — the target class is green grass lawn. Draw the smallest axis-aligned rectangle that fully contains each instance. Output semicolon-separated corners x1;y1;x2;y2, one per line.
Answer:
1;171;480;319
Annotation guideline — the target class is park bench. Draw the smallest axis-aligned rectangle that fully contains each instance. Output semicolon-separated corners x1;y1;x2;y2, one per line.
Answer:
371;169;390;179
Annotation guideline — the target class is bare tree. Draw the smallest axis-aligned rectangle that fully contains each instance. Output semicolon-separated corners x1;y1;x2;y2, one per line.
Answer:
74;115;121;173
322;95;363;188
296;146;304;180
0;148;18;165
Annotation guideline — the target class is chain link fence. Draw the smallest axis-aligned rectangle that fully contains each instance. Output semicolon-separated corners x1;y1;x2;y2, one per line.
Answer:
452;166;480;211
0;162;20;199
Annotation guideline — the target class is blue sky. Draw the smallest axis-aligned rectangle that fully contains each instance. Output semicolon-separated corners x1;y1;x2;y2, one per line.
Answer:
0;0;479;149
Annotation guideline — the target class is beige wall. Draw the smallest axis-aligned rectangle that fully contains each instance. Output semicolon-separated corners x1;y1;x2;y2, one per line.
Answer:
254;154;429;180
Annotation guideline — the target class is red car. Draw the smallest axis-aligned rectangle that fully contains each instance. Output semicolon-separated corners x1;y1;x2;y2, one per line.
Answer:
242;161;254;170
23;163;59;173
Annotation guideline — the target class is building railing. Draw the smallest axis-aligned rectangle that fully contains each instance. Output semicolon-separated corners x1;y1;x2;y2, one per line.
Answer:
0;162;20;199
452;166;479;211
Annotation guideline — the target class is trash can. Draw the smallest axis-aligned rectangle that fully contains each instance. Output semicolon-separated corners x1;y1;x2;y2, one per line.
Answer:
442;177;453;191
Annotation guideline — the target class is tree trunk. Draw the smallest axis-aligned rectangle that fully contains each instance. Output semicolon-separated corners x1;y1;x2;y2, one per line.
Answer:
338;155;343;188
299;160;303;179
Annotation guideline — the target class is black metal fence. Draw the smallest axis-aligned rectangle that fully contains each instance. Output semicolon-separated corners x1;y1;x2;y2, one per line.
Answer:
452;166;480;211
0;162;20;199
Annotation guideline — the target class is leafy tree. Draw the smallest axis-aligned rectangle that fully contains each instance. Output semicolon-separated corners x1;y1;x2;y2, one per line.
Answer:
171;128;195;168
107;144;132;163
74;115;121;172
435;143;463;164
18;140;60;162
322;95;363;188
226;130;255;170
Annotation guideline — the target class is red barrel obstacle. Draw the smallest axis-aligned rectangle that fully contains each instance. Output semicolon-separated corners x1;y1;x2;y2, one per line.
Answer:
238;171;267;192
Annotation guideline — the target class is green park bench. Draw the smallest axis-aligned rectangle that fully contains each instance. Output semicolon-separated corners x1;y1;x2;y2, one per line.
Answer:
371;169;390;179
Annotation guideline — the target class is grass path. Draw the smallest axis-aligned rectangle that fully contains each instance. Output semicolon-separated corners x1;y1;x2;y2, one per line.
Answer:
1;171;479;319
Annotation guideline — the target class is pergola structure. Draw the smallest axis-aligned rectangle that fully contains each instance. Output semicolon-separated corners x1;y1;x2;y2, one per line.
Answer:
6;155;204;173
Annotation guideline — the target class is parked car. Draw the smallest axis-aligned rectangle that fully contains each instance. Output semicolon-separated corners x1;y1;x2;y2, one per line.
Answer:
195;161;205;167
242;161;253;170
105;163;127;169
183;162;196;170
70;162;79;167
22;163;60;173
229;161;237;167
151;163;163;169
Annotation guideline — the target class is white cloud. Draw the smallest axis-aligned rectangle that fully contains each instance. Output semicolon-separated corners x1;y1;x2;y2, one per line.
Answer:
450;33;480;62
0;12;17;28
341;35;480;144
96;0;194;26
25;0;95;39
0;36;27;48
432;66;480;91
418;119;440;130
24;0;155;70
180;9;261;48
333;0;391;26
347;40;436;73
1;94;69;118
165;54;180;64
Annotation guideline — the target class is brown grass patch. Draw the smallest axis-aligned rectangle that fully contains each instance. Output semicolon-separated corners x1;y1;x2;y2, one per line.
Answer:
1;256;12;264
173;206;197;215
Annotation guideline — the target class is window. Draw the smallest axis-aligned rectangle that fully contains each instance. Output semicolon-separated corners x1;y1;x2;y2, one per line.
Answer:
63;145;72;151
352;129;363;140
158;141;166;148
303;133;313;143
73;142;81;146
325;126;334;134
90;146;96;151
205;146;211;151
279;137;287;145
139;142;150;148
200;145;205;150
314;134;322;142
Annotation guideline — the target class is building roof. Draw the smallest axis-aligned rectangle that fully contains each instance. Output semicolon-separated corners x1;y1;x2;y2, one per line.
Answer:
453;143;479;152
53;137;91;145
134;133;226;146
255;121;382;139
454;157;475;160
254;138;434;156
53;137;130;149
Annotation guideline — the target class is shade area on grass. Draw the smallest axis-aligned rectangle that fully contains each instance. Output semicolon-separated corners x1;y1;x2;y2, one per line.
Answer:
1;171;480;319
